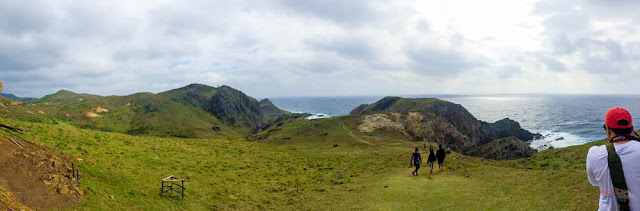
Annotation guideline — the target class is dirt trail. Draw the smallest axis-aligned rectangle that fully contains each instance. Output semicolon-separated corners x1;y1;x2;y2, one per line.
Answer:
339;122;372;145
0;130;82;210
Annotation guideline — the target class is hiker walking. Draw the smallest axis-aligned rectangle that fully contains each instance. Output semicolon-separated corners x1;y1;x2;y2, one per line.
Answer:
587;107;640;210
436;145;446;172
427;147;436;173
411;148;422;176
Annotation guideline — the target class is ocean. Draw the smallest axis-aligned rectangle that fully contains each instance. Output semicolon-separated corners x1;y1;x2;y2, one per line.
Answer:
269;94;640;150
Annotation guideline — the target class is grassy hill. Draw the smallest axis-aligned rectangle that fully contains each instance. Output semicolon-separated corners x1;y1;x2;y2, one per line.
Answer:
0;115;601;210
0;84;294;139
0;89;605;210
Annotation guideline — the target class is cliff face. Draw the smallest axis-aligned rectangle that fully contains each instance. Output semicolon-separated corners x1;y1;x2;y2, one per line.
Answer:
205;86;264;132
473;137;537;160
161;84;291;133
357;112;474;153
351;96;538;159
259;98;290;123
481;118;539;141
350;97;537;144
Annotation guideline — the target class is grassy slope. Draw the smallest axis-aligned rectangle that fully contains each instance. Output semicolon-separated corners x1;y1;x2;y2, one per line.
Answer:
0;90;245;139
1;116;401;210
0;114;602;210
260;115;410;148
260;115;600;210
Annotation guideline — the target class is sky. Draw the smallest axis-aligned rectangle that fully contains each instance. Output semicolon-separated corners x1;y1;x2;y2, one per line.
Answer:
1;0;640;98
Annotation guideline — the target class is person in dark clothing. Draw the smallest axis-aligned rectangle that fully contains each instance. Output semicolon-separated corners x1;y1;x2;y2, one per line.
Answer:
427;147;437;173
411;148;422;176
436;145;446;172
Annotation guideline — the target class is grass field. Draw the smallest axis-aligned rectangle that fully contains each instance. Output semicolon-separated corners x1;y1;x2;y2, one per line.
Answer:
0;116;601;210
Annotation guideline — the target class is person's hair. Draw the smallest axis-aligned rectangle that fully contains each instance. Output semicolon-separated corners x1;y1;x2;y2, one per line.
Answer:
415;147;418;152
439;144;442;149
611;127;633;135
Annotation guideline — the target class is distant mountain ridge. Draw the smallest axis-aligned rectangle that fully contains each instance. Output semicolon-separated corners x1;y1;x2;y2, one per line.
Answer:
0;93;37;102
0;84;292;138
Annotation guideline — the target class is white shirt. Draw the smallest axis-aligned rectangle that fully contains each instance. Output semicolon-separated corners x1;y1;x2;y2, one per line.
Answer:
587;141;640;211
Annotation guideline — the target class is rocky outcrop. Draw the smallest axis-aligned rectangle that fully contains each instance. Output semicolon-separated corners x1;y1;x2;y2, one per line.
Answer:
350;97;536;144
357;112;474;153
472;137;537;160
481;118;541;141
351;96;537;159
259;98;290;123
350;97;486;144
161;84;291;134
206;86;264;133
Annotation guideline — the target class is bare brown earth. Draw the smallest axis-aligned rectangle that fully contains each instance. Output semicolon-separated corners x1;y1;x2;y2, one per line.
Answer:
0;130;82;210
0;185;30;211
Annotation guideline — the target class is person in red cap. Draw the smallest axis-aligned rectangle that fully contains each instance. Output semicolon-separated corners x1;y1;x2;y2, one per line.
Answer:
587;107;640;211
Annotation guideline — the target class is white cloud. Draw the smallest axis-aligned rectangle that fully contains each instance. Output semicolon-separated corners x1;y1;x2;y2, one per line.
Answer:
0;0;639;98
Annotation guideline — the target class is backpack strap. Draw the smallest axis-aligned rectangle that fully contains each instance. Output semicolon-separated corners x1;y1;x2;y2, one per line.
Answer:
607;143;631;211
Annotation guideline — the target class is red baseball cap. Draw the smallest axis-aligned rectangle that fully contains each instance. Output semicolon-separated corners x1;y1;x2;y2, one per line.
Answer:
605;107;633;129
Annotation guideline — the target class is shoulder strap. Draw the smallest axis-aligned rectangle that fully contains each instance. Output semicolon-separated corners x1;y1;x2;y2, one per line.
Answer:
607;143;631;211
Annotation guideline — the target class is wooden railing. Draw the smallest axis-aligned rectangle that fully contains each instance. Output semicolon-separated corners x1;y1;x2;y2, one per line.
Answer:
160;175;185;199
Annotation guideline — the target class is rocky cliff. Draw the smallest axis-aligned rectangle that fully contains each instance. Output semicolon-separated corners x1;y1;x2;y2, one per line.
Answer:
205;86;264;132
351;97;537;144
259;98;291;123
351;96;538;159
357;112;474;152
481;118;539;141
472;137;537;160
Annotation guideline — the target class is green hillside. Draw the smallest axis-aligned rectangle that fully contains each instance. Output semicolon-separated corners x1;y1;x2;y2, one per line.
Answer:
0;115;600;210
0;89;604;210
0;84;293;139
38;90;102;102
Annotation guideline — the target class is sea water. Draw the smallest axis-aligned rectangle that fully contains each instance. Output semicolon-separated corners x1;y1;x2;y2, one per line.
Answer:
270;94;640;150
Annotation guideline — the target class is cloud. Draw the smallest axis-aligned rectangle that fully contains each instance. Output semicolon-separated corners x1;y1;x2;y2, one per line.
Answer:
544;35;576;55
0;35;63;71
416;19;430;33
0;0;56;35
526;0;640;80
405;45;487;76
273;0;395;26
531;54;567;72
498;64;522;79
1;0;640;97
306;35;378;61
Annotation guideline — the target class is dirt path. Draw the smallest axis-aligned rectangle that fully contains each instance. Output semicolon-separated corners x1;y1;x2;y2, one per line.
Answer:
339;122;372;146
0;132;82;210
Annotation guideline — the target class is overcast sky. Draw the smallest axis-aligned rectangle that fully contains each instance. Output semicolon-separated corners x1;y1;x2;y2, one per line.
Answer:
1;0;640;98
